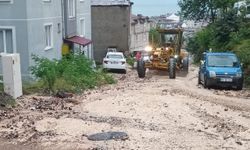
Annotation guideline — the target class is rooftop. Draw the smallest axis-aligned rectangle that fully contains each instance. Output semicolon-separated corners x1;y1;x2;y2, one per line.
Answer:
91;0;131;6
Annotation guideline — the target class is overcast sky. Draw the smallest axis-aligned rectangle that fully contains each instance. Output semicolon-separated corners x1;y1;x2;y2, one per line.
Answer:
131;0;180;16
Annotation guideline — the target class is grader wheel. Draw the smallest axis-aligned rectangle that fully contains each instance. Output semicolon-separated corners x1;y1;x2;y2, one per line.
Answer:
183;56;189;72
137;60;146;78
169;58;176;79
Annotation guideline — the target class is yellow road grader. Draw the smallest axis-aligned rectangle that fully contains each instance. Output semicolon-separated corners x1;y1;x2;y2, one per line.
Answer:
137;28;189;79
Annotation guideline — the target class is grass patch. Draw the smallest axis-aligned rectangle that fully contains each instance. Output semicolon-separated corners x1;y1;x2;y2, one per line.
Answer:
22;81;45;95
0;82;3;91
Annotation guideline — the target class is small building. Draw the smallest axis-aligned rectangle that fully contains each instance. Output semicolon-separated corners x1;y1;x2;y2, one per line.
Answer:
130;14;151;53
182;20;208;38
150;13;181;29
91;0;133;62
234;0;250;18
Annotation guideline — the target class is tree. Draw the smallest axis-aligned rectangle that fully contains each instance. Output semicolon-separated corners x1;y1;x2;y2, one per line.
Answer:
178;0;237;22
178;0;216;22
186;27;212;62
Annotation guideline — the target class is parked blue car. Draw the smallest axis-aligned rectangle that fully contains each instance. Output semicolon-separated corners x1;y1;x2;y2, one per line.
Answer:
198;52;243;90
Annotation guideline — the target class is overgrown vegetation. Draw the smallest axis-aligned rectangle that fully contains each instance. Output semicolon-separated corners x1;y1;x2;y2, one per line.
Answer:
30;54;116;94
179;0;250;86
0;83;16;108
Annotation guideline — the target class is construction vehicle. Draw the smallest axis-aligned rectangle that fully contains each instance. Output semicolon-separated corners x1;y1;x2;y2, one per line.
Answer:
137;28;189;79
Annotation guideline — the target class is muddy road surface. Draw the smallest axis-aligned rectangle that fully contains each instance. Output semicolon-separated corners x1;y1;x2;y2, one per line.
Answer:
0;66;250;150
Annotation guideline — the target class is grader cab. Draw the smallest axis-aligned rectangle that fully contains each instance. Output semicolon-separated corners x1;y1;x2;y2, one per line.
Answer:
137;28;189;79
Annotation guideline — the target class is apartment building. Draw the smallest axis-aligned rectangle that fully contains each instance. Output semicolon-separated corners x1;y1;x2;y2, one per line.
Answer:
0;0;92;78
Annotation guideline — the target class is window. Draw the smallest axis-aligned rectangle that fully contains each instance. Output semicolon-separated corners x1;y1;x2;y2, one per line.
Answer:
68;0;75;18
0;28;15;53
143;34;147;42
44;24;53;50
0;0;13;4
247;5;250;14
207;55;238;67
107;54;123;59
80;18;85;37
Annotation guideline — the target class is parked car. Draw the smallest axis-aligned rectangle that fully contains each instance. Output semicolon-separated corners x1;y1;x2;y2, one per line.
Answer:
198;52;243;90
103;52;127;73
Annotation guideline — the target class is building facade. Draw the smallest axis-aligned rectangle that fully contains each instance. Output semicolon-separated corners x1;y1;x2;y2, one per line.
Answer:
91;0;132;62
130;14;151;52
76;0;92;58
150;14;181;29
0;0;92;78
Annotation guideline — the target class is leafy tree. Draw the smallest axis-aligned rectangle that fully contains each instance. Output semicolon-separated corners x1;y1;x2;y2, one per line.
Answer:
186;27;212;62
209;10;241;49
178;0;237;22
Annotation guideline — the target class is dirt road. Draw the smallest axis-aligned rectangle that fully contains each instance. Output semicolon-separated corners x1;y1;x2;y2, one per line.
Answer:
0;66;250;150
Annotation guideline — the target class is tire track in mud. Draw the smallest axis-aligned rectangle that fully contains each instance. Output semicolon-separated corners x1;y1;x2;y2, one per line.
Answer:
187;104;248;139
72;112;171;133
161;88;250;112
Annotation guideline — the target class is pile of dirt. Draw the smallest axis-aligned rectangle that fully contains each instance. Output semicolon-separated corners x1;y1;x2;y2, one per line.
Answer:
0;95;83;144
0;92;15;108
17;95;81;112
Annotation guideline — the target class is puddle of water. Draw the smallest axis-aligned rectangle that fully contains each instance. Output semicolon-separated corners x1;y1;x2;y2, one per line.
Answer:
87;131;129;141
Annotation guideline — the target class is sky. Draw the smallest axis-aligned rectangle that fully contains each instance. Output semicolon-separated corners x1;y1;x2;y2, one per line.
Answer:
131;0;180;16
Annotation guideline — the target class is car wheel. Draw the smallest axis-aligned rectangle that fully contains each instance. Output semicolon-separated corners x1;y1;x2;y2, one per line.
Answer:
123;69;127;74
204;77;208;88
236;83;243;90
169;58;176;79
137;60;146;78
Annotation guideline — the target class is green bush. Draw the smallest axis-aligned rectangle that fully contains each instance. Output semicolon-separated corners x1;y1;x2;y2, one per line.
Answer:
30;54;116;94
233;40;250;67
0;82;3;92
245;76;250;88
127;56;135;67
30;55;57;92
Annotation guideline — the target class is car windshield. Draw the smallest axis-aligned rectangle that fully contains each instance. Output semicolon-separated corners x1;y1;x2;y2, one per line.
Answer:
107;54;123;59
207;55;239;67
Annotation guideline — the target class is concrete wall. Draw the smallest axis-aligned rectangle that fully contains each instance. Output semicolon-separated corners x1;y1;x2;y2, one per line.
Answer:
91;5;131;62
0;0;29;76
